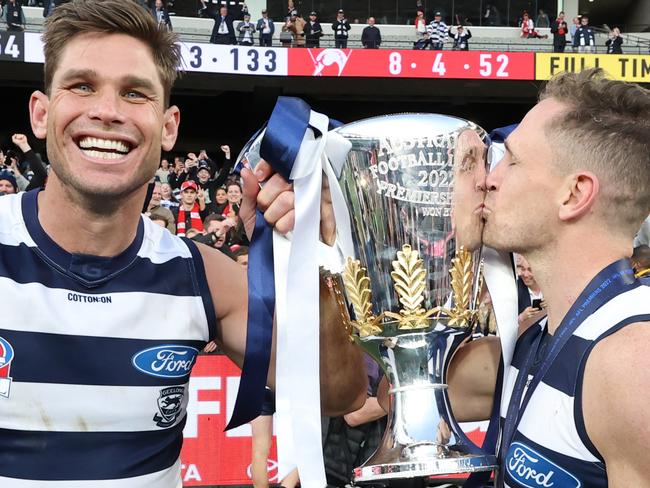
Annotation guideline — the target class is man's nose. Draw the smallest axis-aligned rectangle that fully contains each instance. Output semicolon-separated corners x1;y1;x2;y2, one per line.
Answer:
87;90;126;125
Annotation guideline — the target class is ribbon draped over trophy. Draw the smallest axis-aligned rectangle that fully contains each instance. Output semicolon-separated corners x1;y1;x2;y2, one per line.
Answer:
226;97;353;487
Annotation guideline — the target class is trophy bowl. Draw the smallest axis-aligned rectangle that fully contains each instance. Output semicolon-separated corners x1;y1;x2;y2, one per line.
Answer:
324;113;497;483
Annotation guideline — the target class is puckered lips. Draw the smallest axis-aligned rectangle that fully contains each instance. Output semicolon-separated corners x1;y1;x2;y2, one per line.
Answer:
74;135;135;162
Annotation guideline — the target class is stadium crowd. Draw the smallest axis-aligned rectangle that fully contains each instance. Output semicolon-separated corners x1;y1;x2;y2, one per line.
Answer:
0;134;251;266
0;0;638;54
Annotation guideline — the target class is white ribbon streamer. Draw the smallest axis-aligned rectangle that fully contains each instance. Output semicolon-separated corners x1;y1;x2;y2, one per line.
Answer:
481;247;518;383
273;112;353;488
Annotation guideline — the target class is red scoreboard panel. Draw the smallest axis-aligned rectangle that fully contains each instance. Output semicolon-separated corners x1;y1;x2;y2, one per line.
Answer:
288;49;535;80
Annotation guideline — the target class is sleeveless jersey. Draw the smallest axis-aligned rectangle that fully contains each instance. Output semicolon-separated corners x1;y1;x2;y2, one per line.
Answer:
500;279;650;488
0;190;217;487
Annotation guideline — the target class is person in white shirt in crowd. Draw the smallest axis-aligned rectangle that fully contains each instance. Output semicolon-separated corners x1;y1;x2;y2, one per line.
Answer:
237;12;256;46
155;158;170;184
516;254;547;335
449;24;471;50
414;9;427;42
256;9;274;47
331;9;350;48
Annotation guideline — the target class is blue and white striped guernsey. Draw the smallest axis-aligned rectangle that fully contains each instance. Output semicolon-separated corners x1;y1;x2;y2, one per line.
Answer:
500;276;650;488
0;190;217;487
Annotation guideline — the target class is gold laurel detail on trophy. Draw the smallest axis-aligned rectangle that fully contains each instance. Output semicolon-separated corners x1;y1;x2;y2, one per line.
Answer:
440;247;478;328
384;244;435;329
342;258;383;338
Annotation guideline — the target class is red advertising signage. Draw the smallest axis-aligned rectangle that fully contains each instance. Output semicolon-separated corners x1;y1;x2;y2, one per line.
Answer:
288;48;535;80
180;355;278;486
181;355;488;486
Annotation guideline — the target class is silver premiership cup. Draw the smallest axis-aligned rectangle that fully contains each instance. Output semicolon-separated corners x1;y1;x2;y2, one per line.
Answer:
236;111;497;483
323;114;498;483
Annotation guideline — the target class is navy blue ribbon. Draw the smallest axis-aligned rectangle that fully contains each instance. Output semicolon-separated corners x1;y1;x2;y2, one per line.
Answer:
226;97;313;430
496;259;637;485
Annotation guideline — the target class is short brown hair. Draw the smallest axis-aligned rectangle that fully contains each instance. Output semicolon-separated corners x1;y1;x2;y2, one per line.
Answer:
42;0;181;105
540;68;650;235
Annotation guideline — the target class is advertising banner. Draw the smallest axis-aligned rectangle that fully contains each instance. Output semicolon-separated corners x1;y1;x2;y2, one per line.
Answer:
536;53;650;83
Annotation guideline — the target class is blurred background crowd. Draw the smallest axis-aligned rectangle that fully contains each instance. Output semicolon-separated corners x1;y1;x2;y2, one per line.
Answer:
2;0;648;53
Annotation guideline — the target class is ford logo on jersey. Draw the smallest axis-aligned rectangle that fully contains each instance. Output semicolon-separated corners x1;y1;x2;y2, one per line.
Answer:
132;345;199;378
506;442;581;488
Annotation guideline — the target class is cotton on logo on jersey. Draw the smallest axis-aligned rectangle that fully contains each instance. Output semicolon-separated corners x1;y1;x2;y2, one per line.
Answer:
132;345;199;378
506;442;581;488
0;336;15;398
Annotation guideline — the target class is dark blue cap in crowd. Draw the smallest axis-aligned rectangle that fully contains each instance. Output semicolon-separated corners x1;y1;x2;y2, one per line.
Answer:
0;171;17;192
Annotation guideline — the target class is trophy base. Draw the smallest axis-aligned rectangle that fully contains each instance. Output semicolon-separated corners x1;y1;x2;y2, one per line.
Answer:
353;453;497;483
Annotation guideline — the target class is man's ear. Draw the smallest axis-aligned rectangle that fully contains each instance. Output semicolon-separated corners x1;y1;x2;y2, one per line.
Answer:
558;172;599;222
161;105;180;152
29;91;50;140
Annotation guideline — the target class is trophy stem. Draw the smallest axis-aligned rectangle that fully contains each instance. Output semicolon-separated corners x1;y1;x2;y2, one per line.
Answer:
353;323;497;483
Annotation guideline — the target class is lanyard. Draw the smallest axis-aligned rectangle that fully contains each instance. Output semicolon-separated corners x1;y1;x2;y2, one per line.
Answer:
498;259;637;475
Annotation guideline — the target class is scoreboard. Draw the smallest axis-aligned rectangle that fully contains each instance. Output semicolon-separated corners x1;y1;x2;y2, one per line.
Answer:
2;32;649;84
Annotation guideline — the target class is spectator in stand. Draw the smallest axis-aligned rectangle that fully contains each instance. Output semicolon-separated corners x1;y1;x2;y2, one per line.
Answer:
332;9;350;48
169;157;185;188
550;11;568;53
160;182;179;210
226;179;243;208
151;0;172;31
256;9;274;47
536;8;549;28
0;171;18;195
145;181;176;233
280;16;294;47
569;16;580;47
516;254;547;335
426;11;448;50
10;134;48;191
201;2;236;45
2;0;26;31
520;11;547;39
303;11;323;48
361;17;381;49
414;9;427;42
573;15;595;52
172;180;208;237
237;12;256;45
606;27;623;54
155;158;171;184
449;24;471;50
213;186;229;214
291;12;306;47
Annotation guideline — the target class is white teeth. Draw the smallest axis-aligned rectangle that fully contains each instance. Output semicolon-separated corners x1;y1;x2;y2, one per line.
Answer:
81;149;124;160
78;137;130;154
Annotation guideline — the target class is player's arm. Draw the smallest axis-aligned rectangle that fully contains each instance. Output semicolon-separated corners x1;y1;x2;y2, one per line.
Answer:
447;336;501;421
199;162;367;415
377;336;501;422
582;321;650;487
